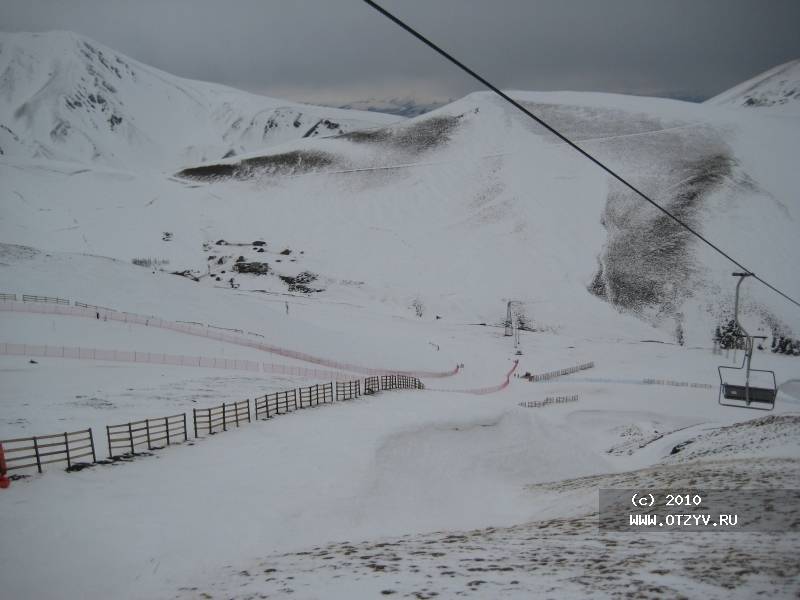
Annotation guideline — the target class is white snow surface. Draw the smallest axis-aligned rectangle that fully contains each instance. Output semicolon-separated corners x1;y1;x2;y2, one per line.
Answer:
1;33;800;600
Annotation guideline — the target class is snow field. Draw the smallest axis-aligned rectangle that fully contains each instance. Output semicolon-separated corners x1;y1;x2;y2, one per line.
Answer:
1;313;798;598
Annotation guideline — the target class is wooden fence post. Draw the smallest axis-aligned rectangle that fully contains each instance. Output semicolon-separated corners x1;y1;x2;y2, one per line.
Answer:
182;414;188;442
165;416;170;446
106;425;112;458
193;409;198;438
33;436;42;473
145;419;152;450
64;432;71;469
88;429;96;463
222;403;227;432
128;422;135;454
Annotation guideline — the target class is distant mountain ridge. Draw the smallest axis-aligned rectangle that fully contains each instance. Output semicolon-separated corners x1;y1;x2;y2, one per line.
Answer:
337;97;450;118
0;31;399;170
706;59;800;111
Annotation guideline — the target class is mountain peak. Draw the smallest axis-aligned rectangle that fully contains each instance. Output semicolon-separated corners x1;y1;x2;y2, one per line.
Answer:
0;31;399;169
706;59;800;112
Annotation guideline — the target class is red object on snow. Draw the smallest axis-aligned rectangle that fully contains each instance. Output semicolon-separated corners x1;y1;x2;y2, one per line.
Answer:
0;443;10;489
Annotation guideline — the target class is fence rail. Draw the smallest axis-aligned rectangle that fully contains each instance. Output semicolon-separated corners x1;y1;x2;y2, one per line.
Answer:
75;301;117;312
336;379;361;400
519;394;580;408
642;378;714;390
193;399;251;437
254;389;298;419
364;376;379;394
0;429;96;473
396;374;424;389
524;361;595;382
208;324;244;334
106;414;187;458
22;294;70;305
0;293;17;301
299;383;334;408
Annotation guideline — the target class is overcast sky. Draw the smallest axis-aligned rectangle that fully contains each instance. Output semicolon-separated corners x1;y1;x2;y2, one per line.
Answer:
2;0;799;106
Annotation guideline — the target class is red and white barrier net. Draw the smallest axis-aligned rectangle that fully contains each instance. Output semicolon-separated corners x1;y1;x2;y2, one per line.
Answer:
0;342;358;381
0;300;459;378
427;360;518;395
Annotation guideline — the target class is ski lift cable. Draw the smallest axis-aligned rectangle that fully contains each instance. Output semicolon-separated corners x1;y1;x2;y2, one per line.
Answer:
362;0;800;311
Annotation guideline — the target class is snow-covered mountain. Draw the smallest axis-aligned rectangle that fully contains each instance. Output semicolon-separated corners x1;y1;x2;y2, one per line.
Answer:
2;32;799;345
0;31;399;170
173;90;800;342
706;59;800;112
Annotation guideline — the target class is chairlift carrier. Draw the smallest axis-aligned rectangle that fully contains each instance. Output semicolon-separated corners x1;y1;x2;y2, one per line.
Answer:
717;272;777;410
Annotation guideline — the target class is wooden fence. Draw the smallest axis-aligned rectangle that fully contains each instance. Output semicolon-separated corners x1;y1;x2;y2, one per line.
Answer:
642;378;714;390
336;379;361;400
22;294;70;305
519;394;580;408
75;301;116;312
0;429;96;473
364;376;379;394
299;383;334;408
1;374;424;478
193;399;251;437
106;414;188;458
380;375;398;390
396;375;424;389
254;389;298;419
0;293;17;301
523;361;595;382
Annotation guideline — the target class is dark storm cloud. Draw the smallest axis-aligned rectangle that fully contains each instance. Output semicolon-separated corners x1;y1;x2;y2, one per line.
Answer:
2;0;799;104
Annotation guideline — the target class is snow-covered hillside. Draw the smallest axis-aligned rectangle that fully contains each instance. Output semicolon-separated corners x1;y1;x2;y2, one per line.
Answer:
173;90;800;343
0;31;399;170
706;59;800;112
2;32;798;343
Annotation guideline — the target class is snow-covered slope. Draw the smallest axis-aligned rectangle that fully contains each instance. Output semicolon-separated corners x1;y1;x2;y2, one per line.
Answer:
2;35;799;343
706;59;800;112
4;91;800;343
171;90;800;342
0;31;399;170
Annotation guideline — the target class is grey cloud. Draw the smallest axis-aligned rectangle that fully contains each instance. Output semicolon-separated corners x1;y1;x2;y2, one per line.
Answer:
1;0;799;105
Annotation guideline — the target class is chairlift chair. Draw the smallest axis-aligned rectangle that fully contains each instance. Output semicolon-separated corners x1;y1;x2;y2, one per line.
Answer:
717;273;777;410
